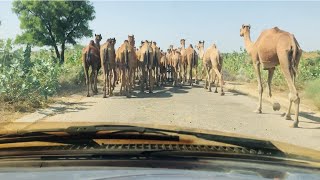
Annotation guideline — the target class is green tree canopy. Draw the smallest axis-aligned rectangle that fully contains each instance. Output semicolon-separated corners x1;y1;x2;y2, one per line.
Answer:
12;0;95;63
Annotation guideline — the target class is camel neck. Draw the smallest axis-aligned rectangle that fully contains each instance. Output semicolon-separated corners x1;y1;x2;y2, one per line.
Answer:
95;40;100;50
181;44;185;50
243;32;253;54
198;47;204;59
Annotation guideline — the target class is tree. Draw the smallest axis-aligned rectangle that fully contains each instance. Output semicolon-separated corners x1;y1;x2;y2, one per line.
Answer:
12;0;95;63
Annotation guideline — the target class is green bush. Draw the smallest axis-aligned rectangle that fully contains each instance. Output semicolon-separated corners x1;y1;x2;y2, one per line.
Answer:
0;39;85;111
0;40;60;111
305;79;320;110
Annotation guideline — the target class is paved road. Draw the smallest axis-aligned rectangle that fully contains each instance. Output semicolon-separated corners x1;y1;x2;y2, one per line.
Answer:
6;83;320;151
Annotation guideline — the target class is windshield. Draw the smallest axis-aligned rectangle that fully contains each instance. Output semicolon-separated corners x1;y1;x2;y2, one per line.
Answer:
0;0;319;157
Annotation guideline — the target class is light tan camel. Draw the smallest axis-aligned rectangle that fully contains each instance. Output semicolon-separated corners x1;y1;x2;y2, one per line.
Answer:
138;40;154;93
185;44;198;86
196;41;219;84
202;43;224;95
81;34;102;97
240;24;302;128
116;40;136;97
100;38;116;98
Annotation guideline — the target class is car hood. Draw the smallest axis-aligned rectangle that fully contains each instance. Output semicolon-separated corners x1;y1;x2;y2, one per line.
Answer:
1;121;320;162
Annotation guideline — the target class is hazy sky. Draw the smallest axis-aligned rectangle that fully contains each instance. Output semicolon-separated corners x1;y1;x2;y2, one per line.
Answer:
0;1;319;52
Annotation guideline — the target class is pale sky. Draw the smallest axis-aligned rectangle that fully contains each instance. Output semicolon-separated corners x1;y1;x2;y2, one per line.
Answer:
0;1;319;52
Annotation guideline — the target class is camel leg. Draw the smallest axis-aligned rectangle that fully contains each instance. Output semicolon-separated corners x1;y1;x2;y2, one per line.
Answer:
279;59;300;128
213;73;218;93
195;65;199;84
213;67;224;96
90;70;95;95
140;66;145;93
95;68;99;94
267;68;281;111
149;69;154;93
204;66;209;90
119;69;124;95
208;68;213;92
83;64;90;97
253;61;263;113
103;67;107;98
189;64;193;86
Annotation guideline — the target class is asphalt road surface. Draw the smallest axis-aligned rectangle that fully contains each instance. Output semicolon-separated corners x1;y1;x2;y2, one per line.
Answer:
5;83;320;151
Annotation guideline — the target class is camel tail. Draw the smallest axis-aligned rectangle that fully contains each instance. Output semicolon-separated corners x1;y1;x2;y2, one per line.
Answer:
125;49;129;68
290;35;300;79
104;48;108;70
192;50;195;68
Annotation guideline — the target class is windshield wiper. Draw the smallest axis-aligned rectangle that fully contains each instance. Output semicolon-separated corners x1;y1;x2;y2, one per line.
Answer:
0;125;180;146
0;125;280;152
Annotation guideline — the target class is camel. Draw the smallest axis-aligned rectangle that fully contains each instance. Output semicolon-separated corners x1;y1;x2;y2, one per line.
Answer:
116;40;136;97
138;40;154;93
179;39;187;84
240;24;302;128
127;35;138;89
185;44;198;86
159;50;168;85
202;43;224;95
197;41;222;86
100;38;116;98
171;49;181;87
81;34;102;97
151;42;161;86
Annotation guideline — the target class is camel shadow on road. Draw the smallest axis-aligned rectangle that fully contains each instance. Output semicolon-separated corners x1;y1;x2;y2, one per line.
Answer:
113;85;190;99
37;101;94;116
299;111;320;124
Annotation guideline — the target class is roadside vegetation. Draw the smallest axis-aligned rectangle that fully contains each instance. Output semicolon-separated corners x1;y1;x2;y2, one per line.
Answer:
0;39;84;112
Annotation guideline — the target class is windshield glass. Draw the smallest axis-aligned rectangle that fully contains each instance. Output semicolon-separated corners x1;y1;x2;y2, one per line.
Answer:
0;1;319;155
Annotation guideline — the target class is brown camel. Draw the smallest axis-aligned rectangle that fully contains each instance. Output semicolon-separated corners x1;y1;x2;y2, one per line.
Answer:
81;34;102;97
100;38;116;98
171;49;181;87
159;50;168;85
116;40;136;97
127;35;138;88
202;43;224;95
151;42;161;86
185;44;198;86
138;40;154;93
240;24;302;128
179;39;187;84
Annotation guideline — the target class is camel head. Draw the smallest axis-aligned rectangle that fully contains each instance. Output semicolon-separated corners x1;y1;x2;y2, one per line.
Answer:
240;24;251;37
94;34;102;43
169;45;174;50
180;39;186;47
152;41;157;46
109;38;116;45
197;41;205;59
128;34;135;46
89;40;95;46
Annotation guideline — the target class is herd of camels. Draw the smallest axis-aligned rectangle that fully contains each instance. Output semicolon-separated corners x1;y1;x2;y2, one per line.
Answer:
82;24;302;128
